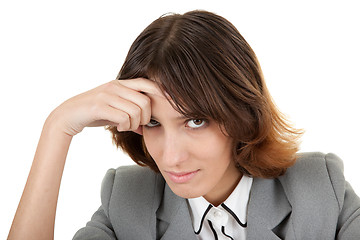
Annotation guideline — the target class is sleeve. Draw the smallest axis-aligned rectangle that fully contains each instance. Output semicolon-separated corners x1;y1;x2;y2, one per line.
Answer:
73;169;117;240
325;153;360;239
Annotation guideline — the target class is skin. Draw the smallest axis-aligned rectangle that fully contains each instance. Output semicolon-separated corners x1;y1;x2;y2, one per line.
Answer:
8;78;241;239
142;93;242;206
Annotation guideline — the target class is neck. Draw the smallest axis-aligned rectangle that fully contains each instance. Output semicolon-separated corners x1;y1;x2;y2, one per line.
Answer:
205;172;242;206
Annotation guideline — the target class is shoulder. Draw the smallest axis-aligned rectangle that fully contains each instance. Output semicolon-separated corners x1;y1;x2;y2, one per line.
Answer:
278;152;360;237
102;164;160;191
279;152;346;208
284;152;345;192
75;166;167;238
100;165;165;216
288;152;344;175
283;152;344;183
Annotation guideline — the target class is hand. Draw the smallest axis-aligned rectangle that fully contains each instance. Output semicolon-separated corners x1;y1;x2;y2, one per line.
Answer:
50;78;163;136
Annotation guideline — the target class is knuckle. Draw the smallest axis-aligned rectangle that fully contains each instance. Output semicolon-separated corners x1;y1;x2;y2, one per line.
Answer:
89;102;103;118
109;80;120;85
131;105;141;118
117;113;130;131
123;103;138;117
141;115;151;126
144;113;151;123
119;112;130;123
103;81;119;91
94;91;108;101
103;81;114;89
137;96;151;111
142;96;151;107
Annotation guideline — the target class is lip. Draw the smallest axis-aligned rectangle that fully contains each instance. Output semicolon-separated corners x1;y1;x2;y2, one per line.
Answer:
165;170;199;184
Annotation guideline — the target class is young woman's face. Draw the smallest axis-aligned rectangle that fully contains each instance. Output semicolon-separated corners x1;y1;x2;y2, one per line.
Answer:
142;93;242;205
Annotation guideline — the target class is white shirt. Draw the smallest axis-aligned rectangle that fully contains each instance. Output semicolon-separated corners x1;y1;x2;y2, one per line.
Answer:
187;175;253;240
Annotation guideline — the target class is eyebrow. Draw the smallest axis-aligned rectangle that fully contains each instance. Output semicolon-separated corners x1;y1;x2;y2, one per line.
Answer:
150;115;188;121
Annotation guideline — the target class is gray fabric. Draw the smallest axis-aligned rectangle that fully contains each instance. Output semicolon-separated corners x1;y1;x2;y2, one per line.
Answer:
73;152;360;239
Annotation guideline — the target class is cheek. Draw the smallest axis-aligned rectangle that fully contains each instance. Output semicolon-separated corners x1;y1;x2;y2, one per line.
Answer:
142;126;233;168
196;135;232;159
142;129;161;160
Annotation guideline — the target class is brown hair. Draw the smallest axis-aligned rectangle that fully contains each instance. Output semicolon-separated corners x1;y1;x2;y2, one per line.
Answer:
107;10;303;178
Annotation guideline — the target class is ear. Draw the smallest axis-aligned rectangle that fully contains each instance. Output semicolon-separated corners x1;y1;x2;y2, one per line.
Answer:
133;126;143;135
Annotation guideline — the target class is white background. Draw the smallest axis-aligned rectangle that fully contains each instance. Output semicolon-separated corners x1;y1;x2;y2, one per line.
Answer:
1;0;359;239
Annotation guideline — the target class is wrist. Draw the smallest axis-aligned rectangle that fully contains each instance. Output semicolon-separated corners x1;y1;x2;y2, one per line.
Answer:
43;109;75;139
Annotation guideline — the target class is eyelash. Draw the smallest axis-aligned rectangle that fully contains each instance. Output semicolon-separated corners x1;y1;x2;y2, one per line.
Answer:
186;119;207;129
144;118;208;130
145;119;161;128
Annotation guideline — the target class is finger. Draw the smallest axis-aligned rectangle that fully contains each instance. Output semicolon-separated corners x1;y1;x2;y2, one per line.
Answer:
95;107;131;132
117;78;165;98
133;126;143;135
107;96;142;130
104;92;151;126
104;82;152;125
88;119;120;128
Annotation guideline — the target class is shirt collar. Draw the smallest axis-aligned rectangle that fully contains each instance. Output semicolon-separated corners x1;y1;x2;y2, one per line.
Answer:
187;175;253;233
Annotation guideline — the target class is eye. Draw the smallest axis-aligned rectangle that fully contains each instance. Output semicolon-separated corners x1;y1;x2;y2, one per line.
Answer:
186;119;207;129
145;119;160;128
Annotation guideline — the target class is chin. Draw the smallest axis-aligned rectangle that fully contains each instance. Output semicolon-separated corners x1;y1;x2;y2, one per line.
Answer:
168;184;205;199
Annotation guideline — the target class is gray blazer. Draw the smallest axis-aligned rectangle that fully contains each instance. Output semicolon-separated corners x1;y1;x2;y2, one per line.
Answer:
73;152;360;239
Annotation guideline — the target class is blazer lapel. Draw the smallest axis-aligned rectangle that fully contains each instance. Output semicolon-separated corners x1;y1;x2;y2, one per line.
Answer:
155;177;295;239
247;177;295;240
157;184;198;240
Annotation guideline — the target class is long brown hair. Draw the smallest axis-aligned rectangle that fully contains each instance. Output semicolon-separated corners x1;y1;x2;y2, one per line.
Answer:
107;10;303;178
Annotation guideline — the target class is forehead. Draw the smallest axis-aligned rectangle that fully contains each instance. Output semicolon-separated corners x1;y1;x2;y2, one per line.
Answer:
148;70;209;120
146;92;186;121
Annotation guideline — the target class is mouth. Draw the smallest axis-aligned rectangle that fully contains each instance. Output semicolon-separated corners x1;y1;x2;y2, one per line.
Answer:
165;170;200;184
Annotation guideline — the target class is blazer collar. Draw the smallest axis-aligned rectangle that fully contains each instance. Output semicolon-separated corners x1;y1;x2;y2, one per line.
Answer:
156;176;293;240
246;177;293;239
157;184;198;240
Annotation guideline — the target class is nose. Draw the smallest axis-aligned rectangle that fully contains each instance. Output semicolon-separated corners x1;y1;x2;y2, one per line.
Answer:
161;133;189;167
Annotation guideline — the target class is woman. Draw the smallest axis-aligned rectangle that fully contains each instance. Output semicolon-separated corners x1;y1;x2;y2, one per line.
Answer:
8;10;360;239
